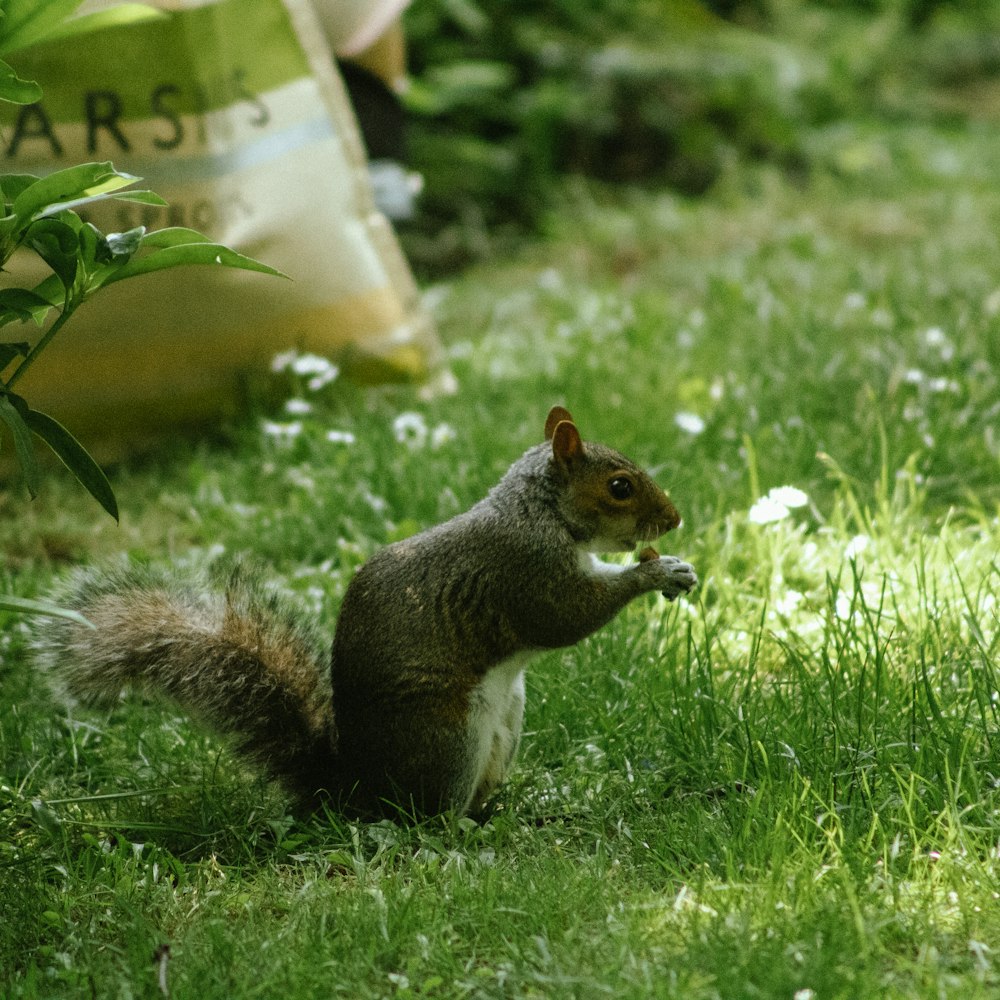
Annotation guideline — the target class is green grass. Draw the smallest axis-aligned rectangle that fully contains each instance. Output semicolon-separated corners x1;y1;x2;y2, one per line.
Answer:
4;116;1000;997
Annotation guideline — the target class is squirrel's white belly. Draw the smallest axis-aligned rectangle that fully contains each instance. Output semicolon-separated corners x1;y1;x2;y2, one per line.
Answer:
465;651;535;811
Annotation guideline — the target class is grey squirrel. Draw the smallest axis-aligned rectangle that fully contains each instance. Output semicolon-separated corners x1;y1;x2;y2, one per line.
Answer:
35;406;697;817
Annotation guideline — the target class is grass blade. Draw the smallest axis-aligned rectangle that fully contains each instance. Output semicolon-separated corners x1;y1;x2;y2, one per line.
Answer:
0;594;93;627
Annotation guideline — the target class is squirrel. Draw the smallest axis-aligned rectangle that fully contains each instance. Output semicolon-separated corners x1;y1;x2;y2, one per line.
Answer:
34;406;697;818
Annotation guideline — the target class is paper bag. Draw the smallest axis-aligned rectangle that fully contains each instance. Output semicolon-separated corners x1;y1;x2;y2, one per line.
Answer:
1;0;436;451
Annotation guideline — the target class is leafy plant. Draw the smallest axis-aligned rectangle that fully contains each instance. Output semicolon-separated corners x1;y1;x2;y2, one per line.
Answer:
0;163;282;519
0;0;164;106
0;1;283;621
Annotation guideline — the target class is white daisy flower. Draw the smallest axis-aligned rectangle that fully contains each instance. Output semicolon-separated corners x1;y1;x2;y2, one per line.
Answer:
325;430;356;445
393;411;429;449
768;486;809;509
748;495;792;524
675;411;706;435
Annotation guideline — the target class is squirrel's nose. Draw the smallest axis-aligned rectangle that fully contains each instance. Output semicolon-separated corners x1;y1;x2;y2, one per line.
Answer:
660;497;681;533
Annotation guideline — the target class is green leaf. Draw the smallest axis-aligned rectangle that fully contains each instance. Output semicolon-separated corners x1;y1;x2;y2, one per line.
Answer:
136;227;213;249
102;241;287;285
11;162;139;225
0;593;94;627
21;4;166;47
24;407;118;520
0;57;41;104
35;186;166;220
28;273;64;310
0;392;38;498
0;173;41;208
106;190;167;207
77;219;101;267
0;340;30;368
25;217;79;290
0;1;161;57
0;288;56;323
0;274;64;327
0;0;86;56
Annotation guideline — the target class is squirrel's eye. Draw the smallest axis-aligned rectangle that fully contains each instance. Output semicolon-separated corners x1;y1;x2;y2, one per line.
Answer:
608;476;634;501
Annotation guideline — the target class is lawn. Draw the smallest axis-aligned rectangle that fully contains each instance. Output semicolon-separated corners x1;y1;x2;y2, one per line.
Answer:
3;89;1000;1000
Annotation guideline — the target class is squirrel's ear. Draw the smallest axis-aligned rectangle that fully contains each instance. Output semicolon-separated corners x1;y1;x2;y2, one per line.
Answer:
551;419;584;471
544;405;574;441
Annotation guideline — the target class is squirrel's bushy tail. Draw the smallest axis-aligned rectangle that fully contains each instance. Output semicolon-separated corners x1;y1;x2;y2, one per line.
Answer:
34;563;339;803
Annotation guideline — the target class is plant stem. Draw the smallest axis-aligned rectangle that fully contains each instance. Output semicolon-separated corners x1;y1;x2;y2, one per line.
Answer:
4;304;75;391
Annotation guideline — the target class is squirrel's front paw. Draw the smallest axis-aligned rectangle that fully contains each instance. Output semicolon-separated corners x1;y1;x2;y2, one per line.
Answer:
645;555;697;601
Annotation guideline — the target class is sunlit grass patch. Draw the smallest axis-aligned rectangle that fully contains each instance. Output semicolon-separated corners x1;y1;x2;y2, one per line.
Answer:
693;463;999;667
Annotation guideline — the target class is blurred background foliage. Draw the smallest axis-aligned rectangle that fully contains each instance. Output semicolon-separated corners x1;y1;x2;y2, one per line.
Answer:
400;0;1000;274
